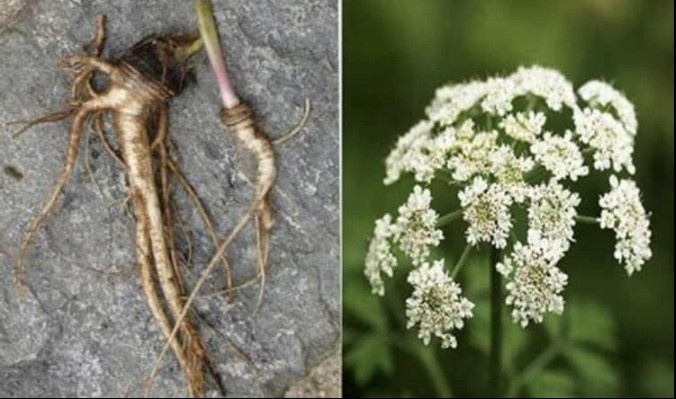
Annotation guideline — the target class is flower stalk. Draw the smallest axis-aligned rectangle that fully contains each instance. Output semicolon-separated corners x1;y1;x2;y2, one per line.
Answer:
489;247;502;396
575;215;599;224
451;244;472;279
437;209;463;227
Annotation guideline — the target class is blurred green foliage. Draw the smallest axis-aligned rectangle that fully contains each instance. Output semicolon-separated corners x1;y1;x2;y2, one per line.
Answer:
342;0;674;397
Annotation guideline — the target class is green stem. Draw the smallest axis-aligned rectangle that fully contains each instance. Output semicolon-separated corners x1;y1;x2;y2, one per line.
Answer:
194;0;240;108
419;346;454;398
506;342;560;397
575;215;599;224
486;114;493;131
526;94;537;112
509;229;519;247
389;335;454;398
438;209;463;227
451;244;473;279
489;246;502;397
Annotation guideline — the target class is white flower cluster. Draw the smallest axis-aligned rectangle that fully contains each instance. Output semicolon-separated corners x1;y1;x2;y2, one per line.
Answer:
530;131;588;181
364;214;397;296
447;127;498;182
579;80;637;136
366;66;652;347
394;186;445;265
575;80;637;174
574;107;635;174
497;239;568;327
488;144;534;202
364;186;444;295
527;180;581;259
599;176;652;275
499;111;546;143
405;260;475;348
425;66;576;129
384;121;450;185
459;177;513;248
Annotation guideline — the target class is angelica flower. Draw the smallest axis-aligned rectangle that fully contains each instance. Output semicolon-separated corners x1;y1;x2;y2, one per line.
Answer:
479;66;577;115
394;186;444;265
499;111;547;143
459;177;513;248
579;80;637;136
527;181;581;260
530;130;589;181
384;120;435;185
383;120;459;185
365;214;398;296
405;260;475;348
481;76;519;115
365;65;652;346
509;65;577;111
497;240;569;327
426;81;488;126
447;130;498;182
574;107;635;174
488;145;534;202
599;176;652;275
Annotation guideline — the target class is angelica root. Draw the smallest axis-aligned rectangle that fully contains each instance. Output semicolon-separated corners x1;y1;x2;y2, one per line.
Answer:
147;1;311;388
13;16;212;397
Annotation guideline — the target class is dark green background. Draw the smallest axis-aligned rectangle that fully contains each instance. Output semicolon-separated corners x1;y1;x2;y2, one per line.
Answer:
342;0;674;397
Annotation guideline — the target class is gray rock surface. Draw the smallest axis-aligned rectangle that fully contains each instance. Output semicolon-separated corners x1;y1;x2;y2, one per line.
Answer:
0;0;339;397
284;347;340;398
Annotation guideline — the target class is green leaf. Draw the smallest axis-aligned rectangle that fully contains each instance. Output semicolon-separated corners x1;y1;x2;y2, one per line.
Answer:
345;333;393;385
344;282;388;332
527;369;576;398
564;346;619;396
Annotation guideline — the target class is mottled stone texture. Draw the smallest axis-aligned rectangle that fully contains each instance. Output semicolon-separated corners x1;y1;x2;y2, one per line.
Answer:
0;0;339;397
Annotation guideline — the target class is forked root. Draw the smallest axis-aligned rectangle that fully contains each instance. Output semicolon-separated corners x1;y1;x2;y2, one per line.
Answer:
147;98;310;388
14;14;213;397
14;100;107;295
13;12;111;292
133;192;194;395
13;6;312;396
220;103;276;312
6;106;77;138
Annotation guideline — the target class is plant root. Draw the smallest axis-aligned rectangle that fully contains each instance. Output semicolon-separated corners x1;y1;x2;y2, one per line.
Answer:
15;99;107;295
134;191;193;390
219;103;276;314
272;98;311;146
14;15;213;397
167;159;234;302
6;106;77;138
148;97;311;385
89;106;232;302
